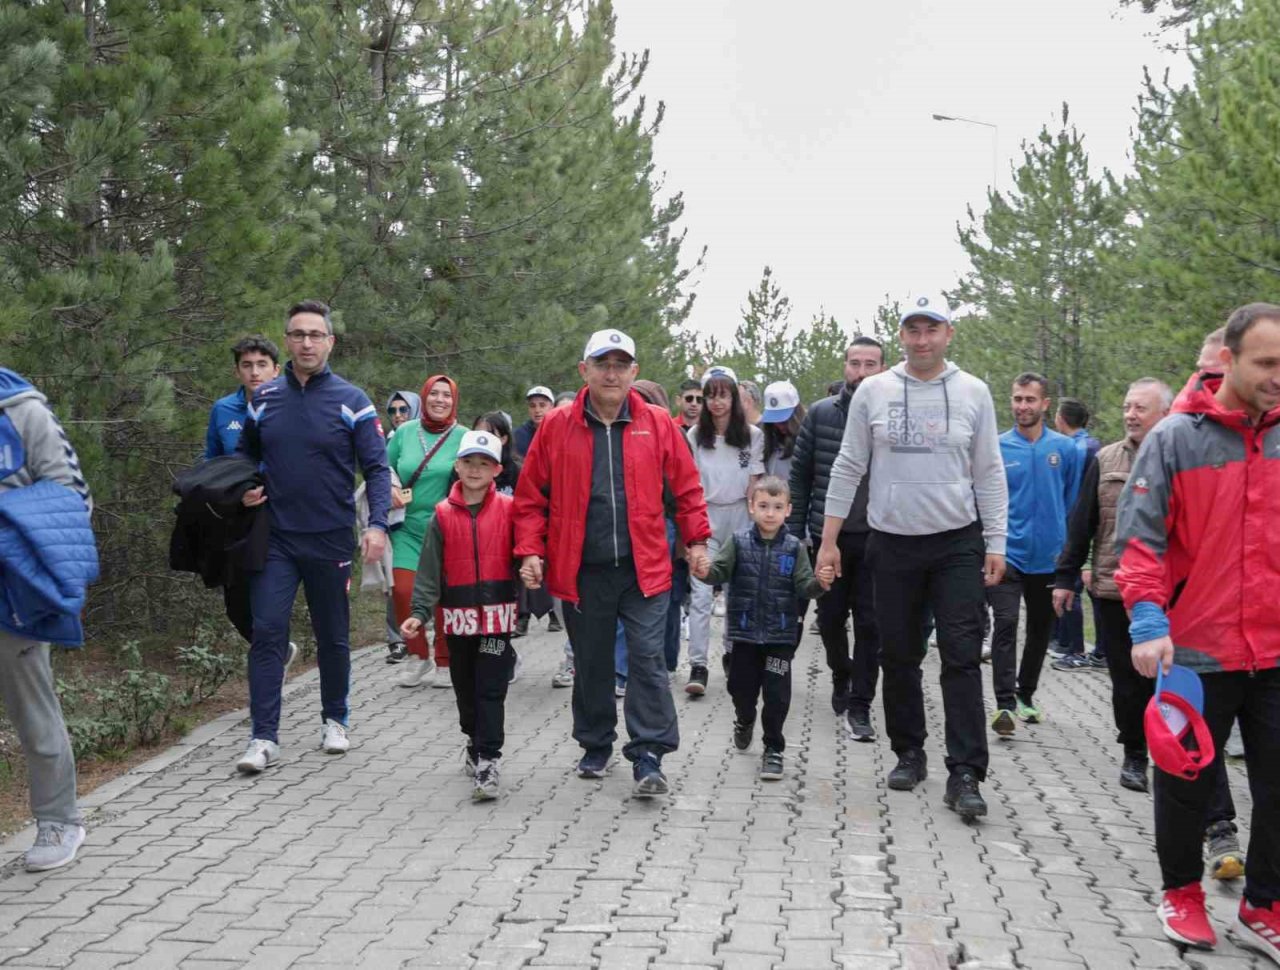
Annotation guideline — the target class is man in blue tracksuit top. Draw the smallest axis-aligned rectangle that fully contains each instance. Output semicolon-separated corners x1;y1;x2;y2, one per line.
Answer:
233;300;391;774
204;335;282;460
203;336;281;644
986;372;1082;736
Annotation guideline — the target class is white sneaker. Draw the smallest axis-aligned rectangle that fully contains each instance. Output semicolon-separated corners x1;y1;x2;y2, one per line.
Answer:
284;641;299;674
24;822;86;872
429;665;452;688
509;650;523;685
396;657;433;689
322;719;349;754
551;658;575;688
473;758;500;801
236;738;279;774
712;593;726;618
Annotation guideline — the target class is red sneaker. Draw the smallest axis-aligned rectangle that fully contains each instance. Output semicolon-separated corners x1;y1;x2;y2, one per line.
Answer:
1238;899;1280;965
1158;883;1217;949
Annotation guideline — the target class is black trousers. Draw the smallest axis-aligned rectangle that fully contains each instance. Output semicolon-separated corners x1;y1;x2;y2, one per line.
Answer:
1096;597;1236;826
1155;668;1280;905
815;531;880;713
728;642;796;752
985;566;1055;710
448;634;515;760
223;575;253;644
867;523;989;780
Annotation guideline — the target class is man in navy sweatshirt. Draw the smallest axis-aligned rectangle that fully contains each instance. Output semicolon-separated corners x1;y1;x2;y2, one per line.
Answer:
234;300;391;773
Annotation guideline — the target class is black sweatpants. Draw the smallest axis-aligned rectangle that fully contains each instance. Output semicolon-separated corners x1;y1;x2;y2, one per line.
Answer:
1096;597;1236;826
728;642;796;752
867;523;989;780
986;566;1055;710
1155;668;1280;905
448;634;515;761
815;530;880;714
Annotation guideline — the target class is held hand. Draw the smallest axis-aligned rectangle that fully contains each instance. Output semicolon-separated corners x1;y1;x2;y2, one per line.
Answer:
361;528;387;565
520;555;543;590
242;486;267;508
983;554;1006;588
400;616;423;640
691;555;710;581
816;564;835;590
1052;588;1074;617
1132;635;1174;679
815;541;842;581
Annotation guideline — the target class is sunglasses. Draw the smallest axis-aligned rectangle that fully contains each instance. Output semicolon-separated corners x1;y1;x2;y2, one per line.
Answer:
683;395;702;403
388;405;411;415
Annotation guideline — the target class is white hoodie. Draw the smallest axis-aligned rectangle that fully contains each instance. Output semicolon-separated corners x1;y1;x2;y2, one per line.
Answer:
823;361;1007;554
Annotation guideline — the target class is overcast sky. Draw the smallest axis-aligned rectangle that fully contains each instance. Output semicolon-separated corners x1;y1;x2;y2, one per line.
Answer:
611;0;1183;343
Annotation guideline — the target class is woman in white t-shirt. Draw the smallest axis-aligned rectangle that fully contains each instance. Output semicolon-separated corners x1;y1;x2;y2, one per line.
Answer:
685;365;764;696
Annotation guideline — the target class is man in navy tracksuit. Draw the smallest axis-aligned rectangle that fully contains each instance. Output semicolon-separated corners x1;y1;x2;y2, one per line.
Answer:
987;372;1082;737
233;300;391;773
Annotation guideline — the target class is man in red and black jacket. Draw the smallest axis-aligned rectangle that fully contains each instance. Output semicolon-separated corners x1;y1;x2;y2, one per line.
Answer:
515;328;711;798
1115;302;1280;958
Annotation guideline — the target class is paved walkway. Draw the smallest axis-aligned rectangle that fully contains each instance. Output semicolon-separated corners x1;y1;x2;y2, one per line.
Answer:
0;622;1260;969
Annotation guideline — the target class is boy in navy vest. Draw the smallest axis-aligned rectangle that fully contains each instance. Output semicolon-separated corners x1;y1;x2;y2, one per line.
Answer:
401;430;518;800
695;476;833;780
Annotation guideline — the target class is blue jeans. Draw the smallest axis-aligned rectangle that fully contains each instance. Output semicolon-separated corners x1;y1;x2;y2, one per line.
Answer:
248;530;353;742
1054;577;1086;655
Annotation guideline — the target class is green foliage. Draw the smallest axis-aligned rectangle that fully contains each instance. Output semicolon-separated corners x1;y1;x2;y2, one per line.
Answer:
694;266;853;405
0;0;696;644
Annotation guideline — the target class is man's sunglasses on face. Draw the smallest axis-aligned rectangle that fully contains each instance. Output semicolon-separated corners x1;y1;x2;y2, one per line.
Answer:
683;394;702;404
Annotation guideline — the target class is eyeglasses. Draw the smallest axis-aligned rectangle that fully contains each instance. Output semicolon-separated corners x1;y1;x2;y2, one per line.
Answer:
285;330;331;344
682;394;702;404
388;405;410;416
587;358;633;373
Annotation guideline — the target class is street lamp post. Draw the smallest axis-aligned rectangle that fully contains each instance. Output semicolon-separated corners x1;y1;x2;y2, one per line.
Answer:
932;113;998;193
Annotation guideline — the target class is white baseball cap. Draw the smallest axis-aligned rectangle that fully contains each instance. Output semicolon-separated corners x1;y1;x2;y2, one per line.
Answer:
525;385;554;401
700;364;738;388
761;380;800;423
583;329;636;361
455;430;502;463
899;293;952;326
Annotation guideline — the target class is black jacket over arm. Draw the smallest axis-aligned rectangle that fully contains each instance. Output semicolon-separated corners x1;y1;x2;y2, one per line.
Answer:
169;456;268;587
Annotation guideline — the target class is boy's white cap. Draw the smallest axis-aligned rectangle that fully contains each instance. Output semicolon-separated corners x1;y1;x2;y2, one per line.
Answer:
525;385;554;401
700;364;738;387
456;430;502;463
761;380;800;422
898;293;952;326
583;328;636;360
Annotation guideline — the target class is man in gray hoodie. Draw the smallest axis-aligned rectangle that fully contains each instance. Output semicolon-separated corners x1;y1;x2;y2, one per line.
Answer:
817;294;1008;820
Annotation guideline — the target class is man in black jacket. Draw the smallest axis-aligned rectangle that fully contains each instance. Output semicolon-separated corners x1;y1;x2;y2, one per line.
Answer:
788;336;885;739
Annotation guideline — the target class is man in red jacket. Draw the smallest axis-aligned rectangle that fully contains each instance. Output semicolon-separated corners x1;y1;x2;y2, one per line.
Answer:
1115;302;1280;960
515;328;711;797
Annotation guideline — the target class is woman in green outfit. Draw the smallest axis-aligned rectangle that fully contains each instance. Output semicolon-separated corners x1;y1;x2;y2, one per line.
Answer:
388;374;466;688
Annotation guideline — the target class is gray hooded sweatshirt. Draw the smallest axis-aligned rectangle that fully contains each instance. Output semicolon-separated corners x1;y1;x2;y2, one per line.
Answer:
0;371;92;509
823;361;1006;554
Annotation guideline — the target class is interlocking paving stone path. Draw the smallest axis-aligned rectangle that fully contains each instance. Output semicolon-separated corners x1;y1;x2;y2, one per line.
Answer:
0;621;1259;969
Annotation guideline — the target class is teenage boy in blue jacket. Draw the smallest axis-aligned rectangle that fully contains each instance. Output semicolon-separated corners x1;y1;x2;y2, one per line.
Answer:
987;373;1082;736
233;300;390;773
0;368;95;872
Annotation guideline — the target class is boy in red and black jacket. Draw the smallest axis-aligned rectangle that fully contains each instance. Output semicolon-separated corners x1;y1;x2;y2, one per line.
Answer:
401;430;518;801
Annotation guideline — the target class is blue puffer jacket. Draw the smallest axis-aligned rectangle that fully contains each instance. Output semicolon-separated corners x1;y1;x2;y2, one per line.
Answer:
0;480;99;646
726;527;804;645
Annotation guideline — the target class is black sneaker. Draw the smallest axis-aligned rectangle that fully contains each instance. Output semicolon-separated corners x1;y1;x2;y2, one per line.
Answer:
577;749;611;779
831;677;852;715
846;708;876;743
944;770;987;820
547;613;563;633
632;755;669;798
733;720;753;751
386;641;408;664
887;750;927;790
685;664;708;696
760;749;784;781
513;616;529;639
1119;753;1149;793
